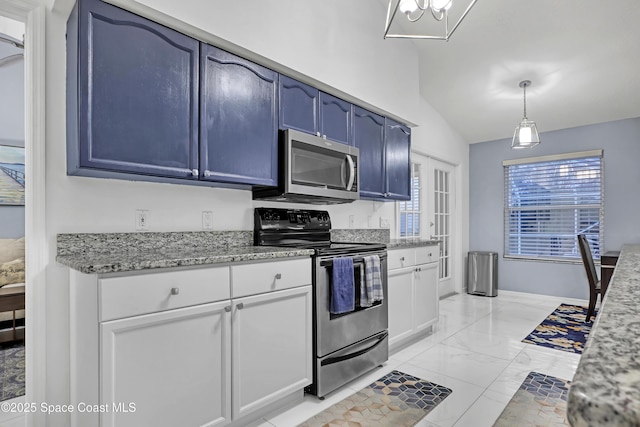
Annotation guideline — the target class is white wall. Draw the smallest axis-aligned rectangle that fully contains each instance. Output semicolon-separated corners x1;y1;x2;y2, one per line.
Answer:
42;0;469;423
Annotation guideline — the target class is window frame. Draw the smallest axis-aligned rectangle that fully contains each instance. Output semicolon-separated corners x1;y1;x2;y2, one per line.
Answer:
503;150;604;263
397;162;422;238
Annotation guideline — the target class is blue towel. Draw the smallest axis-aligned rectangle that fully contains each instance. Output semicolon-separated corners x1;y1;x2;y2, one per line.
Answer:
364;255;383;302
330;257;355;314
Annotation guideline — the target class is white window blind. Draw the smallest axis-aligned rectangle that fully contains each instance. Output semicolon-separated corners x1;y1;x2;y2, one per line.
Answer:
503;150;603;261
399;163;421;237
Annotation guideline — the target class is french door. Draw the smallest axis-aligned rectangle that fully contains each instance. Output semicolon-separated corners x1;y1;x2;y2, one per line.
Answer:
428;158;455;297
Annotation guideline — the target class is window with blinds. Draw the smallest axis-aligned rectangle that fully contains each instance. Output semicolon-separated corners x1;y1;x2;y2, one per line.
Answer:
503;150;603;261
399;163;421;237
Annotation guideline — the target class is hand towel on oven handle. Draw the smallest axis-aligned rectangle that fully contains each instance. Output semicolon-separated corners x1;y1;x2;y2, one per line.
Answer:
363;255;384;304
330;257;355;314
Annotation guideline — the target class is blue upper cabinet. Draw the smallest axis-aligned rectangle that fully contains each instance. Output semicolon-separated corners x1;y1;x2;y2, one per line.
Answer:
67;0;199;179
279;75;319;135
353;106;386;199
385;119;411;201
200;44;279;186
278;77;351;145
319;92;352;145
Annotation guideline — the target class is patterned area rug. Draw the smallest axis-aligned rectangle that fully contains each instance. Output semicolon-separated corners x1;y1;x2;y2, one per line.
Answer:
298;370;452;427
493;371;570;426
522;304;596;354
0;342;25;400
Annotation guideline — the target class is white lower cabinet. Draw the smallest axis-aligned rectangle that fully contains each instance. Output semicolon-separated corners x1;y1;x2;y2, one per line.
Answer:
387;246;439;349
232;286;312;419
69;257;312;427
100;301;231;427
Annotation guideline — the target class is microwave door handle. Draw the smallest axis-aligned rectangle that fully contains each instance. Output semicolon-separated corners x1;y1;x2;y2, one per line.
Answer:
345;155;355;191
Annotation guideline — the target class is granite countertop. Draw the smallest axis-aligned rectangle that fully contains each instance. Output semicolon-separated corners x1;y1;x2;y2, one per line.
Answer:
387;238;441;248
56;232;313;274
567;244;640;426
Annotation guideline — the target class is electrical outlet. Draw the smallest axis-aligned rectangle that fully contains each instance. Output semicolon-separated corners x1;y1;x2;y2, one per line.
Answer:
380;217;390;229
202;211;214;230
135;209;149;231
349;215;355;228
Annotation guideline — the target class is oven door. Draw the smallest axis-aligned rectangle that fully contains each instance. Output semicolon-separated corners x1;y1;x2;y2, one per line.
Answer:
314;251;388;358
285;129;359;201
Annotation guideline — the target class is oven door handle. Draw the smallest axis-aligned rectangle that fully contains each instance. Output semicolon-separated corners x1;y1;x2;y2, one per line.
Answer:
320;331;388;367
320;253;387;267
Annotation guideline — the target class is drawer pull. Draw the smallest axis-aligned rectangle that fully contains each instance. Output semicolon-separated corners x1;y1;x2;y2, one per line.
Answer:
170;287;180;296
275;273;282;280
236;303;244;310
224;306;231;312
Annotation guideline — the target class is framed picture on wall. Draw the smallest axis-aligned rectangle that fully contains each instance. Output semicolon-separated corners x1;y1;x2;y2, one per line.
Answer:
0;144;25;206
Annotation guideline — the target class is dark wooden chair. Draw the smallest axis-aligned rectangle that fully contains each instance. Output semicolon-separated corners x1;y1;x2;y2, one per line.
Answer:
577;234;601;322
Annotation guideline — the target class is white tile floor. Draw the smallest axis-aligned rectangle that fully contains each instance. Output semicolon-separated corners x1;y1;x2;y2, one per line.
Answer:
257;290;588;427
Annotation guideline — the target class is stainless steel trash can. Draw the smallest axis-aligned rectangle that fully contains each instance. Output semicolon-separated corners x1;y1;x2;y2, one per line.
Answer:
467;251;498;297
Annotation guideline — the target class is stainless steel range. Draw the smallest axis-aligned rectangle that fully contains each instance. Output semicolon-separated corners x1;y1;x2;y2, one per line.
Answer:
254;208;389;398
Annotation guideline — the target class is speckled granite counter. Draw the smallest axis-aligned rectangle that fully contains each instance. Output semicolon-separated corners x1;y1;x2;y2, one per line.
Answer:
388;238;440;248
567;244;640;426
56;232;314;274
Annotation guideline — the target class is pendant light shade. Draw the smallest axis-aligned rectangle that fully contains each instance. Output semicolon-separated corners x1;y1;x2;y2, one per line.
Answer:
512;80;540;149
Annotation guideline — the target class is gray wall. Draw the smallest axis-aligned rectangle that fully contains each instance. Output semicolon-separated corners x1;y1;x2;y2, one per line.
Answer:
469;117;640;299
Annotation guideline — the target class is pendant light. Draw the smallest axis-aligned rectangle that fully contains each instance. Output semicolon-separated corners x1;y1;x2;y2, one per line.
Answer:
512;80;540;149
384;0;478;41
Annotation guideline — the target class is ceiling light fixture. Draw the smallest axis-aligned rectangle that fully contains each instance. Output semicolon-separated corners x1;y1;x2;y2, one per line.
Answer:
383;0;478;41
512;80;540;149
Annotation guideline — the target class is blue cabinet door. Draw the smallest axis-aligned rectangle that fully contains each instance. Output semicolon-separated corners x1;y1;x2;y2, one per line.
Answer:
68;0;199;179
279;75;319;135
200;44;278;186
385;119;411;201
319;92;352;145
353;106;386;199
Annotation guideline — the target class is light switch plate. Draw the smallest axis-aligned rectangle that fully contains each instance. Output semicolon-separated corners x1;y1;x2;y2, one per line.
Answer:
135;209;149;231
202;211;213;230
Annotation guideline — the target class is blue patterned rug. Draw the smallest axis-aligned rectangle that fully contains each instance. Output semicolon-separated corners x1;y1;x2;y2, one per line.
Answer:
298;370;452;426
0;342;25;400
493;371;570;426
522;304;596;354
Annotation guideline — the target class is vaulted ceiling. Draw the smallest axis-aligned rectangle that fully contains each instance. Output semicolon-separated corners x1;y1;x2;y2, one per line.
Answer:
384;0;640;143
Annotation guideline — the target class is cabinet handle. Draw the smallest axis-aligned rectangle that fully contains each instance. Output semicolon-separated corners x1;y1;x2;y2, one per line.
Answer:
191;169;198;176
236;303;244;310
400;257;405;262
170;287;180;295
204;170;213;177
224;306;231;312
275;273;282;280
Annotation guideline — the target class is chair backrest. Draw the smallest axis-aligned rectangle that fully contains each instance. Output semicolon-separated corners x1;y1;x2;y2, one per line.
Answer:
578;234;599;290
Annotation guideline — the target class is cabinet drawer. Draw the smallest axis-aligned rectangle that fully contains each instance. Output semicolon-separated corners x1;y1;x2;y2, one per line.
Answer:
388;248;415;270
231;258;311;298
416;245;439;265
99;267;230;321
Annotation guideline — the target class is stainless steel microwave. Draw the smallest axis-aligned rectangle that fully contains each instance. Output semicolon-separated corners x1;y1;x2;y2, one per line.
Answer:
253;129;360;204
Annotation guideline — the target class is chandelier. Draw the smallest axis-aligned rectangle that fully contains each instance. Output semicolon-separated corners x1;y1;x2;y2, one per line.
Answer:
383;0;478;41
512;80;541;149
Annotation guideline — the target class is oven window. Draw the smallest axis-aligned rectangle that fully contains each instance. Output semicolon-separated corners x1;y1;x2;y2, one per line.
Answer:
291;141;352;190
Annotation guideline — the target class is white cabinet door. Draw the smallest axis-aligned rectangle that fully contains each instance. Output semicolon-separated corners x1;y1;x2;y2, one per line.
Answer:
388;267;414;347
231;285;312;419
100;301;231;427
414;262;439;333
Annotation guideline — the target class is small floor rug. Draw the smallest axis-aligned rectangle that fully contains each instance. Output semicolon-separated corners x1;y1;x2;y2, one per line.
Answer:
0;342;25;401
493;371;570;427
522;304;596;354
298;370;452;427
